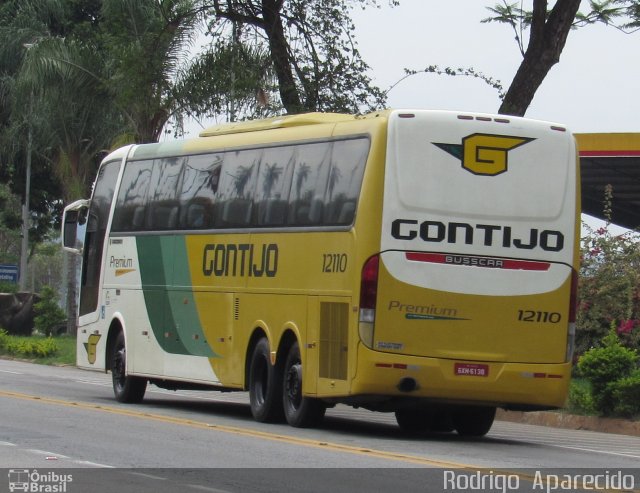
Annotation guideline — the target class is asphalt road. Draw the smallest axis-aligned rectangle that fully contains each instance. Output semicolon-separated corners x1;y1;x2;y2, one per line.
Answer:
1;359;639;493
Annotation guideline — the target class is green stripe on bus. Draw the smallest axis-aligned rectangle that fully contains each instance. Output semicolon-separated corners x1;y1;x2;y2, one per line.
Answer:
137;236;190;355
169;237;217;357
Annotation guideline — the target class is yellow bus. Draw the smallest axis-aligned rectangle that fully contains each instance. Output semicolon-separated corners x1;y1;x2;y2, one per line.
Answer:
62;109;579;436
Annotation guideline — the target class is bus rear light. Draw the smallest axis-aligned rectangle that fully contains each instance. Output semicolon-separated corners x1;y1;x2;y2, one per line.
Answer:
568;270;578;324
359;254;380;324
566;270;578;362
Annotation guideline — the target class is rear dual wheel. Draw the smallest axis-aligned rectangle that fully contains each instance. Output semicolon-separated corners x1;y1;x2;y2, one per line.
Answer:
248;337;284;422
395;405;495;437
451;406;496;437
248;338;325;427
282;342;326;428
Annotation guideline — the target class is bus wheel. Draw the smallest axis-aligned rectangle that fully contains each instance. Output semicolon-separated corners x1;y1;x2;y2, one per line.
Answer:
249;337;284;422
395;408;454;434
452;406;496;437
111;331;146;403
283;342;326;428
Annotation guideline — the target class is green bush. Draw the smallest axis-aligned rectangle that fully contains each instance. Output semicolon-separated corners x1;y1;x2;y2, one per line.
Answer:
0;282;18;294
0;329;59;358
567;379;596;415
610;370;640;417
33;286;66;336
577;328;639;416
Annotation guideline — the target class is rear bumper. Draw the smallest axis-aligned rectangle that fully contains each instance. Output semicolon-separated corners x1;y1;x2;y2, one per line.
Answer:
348;343;571;409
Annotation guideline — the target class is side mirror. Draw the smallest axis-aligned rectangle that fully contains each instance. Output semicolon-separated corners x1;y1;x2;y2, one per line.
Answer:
62;199;90;254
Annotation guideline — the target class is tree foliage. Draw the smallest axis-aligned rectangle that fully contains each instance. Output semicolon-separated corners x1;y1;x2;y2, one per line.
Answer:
205;0;392;115
484;0;640;116
577;186;640;354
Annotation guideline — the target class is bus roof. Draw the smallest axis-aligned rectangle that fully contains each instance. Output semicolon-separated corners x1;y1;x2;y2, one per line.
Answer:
199;112;358;137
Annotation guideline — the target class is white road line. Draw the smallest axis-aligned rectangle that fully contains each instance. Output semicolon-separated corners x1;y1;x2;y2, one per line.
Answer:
188;484;233;493
128;471;168;481
25;449;70;459
73;460;114;468
0;369;22;374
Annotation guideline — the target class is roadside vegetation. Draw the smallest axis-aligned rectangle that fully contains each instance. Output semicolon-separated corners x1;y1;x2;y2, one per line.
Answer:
568;191;640;419
0;330;75;365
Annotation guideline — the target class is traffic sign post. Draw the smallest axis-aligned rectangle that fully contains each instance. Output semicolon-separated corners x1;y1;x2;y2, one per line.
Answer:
0;264;19;284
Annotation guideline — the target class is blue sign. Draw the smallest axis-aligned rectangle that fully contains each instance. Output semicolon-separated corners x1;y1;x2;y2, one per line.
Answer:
0;264;18;283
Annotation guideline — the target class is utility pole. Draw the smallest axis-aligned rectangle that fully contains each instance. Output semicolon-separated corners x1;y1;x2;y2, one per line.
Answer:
19;92;32;292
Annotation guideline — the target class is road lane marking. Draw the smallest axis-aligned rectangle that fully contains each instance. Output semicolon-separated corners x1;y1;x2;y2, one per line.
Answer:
3;388;639;493
0;389;472;468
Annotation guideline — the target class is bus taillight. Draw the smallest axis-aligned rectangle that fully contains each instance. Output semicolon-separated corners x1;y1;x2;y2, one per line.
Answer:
359;254;380;324
566;270;578;362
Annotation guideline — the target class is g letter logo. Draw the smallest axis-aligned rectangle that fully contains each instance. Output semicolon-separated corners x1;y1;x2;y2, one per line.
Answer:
434;134;534;176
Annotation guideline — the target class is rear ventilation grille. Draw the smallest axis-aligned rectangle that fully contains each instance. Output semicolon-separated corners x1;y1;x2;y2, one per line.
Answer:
319;302;348;380
234;297;240;320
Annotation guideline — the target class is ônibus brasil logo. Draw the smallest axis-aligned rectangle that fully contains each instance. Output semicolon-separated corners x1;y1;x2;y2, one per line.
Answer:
434;133;534;176
8;469;72;492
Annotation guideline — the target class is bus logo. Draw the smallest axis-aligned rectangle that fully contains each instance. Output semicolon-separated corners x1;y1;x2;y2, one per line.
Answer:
434;134;534;176
84;333;102;364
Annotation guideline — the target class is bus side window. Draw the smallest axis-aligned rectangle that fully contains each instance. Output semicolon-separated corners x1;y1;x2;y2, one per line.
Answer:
215;149;260;228
144;156;183;231
254;146;295;227
178;154;221;230
288;142;331;226
323;138;369;226
148;200;179;230
112;160;153;232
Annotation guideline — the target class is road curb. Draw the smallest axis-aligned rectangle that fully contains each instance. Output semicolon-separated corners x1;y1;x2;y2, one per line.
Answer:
496;409;640;437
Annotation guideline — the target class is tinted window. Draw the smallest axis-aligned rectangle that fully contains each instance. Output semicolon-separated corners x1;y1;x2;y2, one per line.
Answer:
110;137;369;233
111;160;153;232
254;146;295;226
145;157;184;230
80;160;120;315
288;142;332;225
323;139;369;225
179;153;222;229
215;148;260;227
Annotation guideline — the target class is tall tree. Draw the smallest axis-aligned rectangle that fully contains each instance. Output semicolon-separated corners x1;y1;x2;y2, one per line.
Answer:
205;0;391;115
100;0;210;143
484;0;637;116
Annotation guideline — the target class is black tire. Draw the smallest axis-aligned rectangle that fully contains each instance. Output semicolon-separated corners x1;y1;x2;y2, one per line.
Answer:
283;342;326;428
111;331;146;403
249;337;284;422
452;406;496;437
395;408;454;435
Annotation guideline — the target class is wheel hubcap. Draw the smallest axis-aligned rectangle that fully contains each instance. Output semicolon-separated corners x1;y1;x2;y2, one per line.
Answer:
285;362;302;409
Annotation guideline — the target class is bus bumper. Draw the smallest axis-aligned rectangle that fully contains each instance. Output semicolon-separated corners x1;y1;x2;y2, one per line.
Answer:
348;343;571;409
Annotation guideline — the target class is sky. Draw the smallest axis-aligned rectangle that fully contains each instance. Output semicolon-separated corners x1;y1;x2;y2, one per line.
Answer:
350;0;640;134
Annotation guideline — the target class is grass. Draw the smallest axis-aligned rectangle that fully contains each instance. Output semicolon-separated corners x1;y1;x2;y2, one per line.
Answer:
0;331;76;366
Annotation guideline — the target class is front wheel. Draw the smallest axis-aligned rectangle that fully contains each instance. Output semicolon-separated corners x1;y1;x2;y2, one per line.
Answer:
111;331;146;403
283;342;326;428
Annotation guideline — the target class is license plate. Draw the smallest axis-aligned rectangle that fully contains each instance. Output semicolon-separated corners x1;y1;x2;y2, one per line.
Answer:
454;363;489;377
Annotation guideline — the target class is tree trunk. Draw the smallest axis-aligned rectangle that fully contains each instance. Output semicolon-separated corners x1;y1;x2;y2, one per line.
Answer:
499;0;582;116
261;0;304;113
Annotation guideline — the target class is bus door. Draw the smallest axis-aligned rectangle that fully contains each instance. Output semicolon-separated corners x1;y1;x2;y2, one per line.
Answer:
63;159;122;368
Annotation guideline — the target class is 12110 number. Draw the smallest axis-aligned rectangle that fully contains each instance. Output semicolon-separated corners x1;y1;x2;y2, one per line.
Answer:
322;253;347;273
517;310;562;323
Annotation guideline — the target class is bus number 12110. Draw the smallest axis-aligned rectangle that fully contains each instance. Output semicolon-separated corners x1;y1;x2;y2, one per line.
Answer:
322;253;347;273
518;310;561;323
